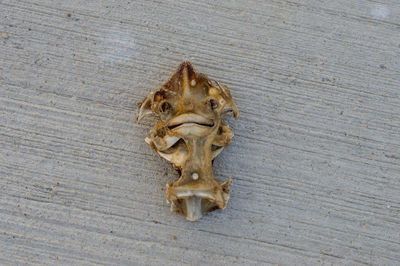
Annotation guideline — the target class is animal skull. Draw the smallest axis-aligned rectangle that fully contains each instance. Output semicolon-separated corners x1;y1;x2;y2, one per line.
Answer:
137;61;238;221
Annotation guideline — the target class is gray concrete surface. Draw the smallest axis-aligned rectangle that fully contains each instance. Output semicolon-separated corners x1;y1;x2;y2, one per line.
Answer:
1;0;400;265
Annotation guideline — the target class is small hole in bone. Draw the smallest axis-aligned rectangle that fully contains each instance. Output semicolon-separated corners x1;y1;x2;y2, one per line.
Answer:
156;128;166;137
208;98;218;110
160;102;172;113
190;79;196;86
211;145;220;151
176;168;182;176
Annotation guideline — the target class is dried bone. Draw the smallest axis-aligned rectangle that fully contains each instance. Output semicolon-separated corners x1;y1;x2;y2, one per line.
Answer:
137;61;238;221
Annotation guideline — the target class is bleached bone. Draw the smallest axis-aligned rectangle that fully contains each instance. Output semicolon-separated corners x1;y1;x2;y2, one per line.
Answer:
137;61;238;221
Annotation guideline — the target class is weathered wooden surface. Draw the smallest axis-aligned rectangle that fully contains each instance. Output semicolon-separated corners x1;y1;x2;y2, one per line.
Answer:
1;0;400;265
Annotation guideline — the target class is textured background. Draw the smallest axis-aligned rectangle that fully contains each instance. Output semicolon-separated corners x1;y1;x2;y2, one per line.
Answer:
1;0;400;265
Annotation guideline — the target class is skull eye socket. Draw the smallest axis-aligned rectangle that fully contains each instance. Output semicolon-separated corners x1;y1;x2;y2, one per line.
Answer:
160;101;172;113
207;98;218;110
154;90;167;102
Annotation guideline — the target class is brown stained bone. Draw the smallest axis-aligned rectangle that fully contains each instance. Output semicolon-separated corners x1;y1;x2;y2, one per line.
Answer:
137;62;238;221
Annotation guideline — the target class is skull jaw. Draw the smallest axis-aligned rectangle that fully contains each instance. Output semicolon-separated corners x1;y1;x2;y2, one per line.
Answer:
166;178;231;221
